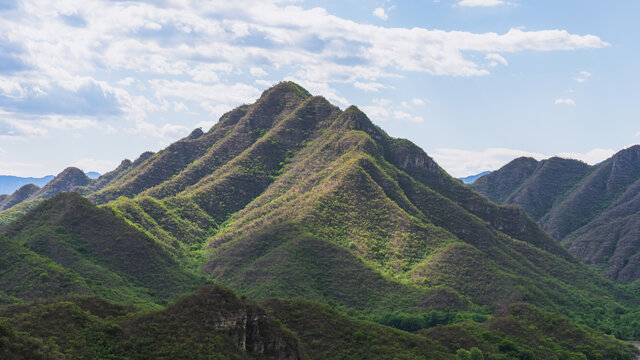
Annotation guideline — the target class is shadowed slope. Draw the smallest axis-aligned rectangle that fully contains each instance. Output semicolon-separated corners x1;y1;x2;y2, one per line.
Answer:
470;146;640;281
0;192;204;303
0;184;40;211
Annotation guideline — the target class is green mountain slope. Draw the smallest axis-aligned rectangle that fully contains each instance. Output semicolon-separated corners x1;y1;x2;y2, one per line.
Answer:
0;192;205;304
2;285;635;360
1;82;639;355
469;146;640;281
0;285;304;360
0;183;40;211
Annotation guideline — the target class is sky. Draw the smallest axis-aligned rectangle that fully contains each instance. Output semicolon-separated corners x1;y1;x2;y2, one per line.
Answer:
1;0;639;178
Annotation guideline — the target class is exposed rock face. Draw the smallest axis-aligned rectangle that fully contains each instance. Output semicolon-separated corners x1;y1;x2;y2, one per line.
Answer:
157;284;304;360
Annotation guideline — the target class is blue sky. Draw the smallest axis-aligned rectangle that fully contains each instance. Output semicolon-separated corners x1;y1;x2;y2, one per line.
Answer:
0;0;638;177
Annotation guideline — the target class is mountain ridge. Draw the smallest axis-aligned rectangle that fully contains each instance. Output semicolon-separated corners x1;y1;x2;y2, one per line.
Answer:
470;146;640;281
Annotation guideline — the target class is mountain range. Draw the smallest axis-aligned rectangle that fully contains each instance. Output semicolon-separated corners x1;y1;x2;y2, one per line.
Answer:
0;82;638;359
0;172;100;196
459;171;491;184
470;149;640;283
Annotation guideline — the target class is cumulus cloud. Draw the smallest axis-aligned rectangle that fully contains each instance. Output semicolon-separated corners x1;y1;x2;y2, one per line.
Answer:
0;160;46;177
117;77;136;86
393;110;424;123
555;148;614;164
133;120;191;139
373;8;388;21
485;53;508;67
575;71;591;83
555;98;576;106
250;67;268;77
361;98;425;123
0;0;609;143
457;0;505;7
72;158;120;174
431;147;546;177
353;81;386;92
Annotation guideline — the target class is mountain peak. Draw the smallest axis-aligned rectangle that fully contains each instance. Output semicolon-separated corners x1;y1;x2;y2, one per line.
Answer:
255;81;312;108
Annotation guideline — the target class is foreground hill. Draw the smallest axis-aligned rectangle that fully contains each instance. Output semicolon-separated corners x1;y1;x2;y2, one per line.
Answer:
1;284;635;359
470;147;640;281
0;192;205;304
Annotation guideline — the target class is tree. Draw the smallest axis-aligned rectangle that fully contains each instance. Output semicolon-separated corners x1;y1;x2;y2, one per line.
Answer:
469;347;484;360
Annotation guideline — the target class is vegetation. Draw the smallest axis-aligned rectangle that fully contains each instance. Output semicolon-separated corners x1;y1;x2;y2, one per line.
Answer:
469;147;640;281
0;82;639;359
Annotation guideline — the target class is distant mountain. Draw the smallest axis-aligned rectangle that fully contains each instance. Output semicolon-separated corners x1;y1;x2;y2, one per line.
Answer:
469;147;640;281
85;171;101;179
0;175;54;195
458;171;491;184
0;159;151;225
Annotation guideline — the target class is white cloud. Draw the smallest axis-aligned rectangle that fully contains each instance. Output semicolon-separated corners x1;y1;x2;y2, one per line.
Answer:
0;0;610;148
353;81;386;92
411;98;426;106
255;79;276;87
393;110;424;123
575;71;591;83
555;148;614;165
485;53;508;67
372;98;392;106
250;67;268;77
150;80;261;116
555;98;576;106
133;120;191;139
117;77;136;86
72;158;120;174
360;105;391;122
284;77;349;106
431;147;546;177
373;8;388;21
0;160;46;177
173;101;188;112
457;0;505;7
431;147;617;177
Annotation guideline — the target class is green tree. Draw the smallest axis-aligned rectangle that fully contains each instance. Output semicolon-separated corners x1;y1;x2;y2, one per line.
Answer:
456;349;470;360
469;347;484;360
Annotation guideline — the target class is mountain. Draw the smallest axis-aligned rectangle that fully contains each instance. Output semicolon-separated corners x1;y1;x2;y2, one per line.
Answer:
0;174;54;195
85;171;101;179
15;82;633;331
1;82;639;358
0;183;40;211
0;156;152;225
0;192;205;304
0;172;99;195
458;171;490;184
469;147;640;281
